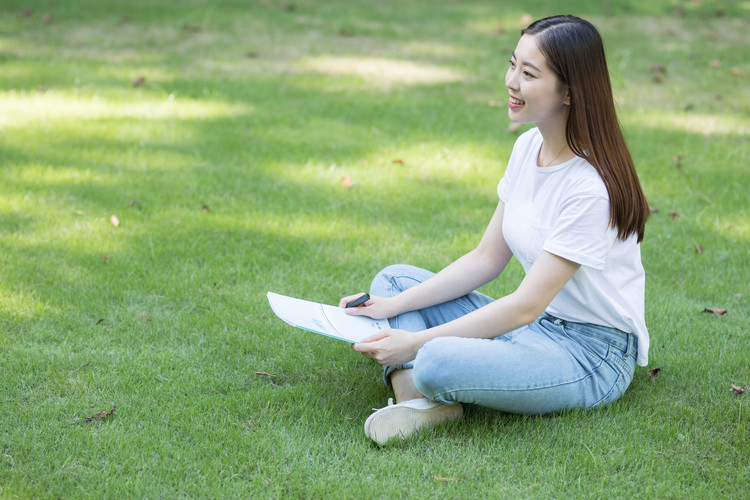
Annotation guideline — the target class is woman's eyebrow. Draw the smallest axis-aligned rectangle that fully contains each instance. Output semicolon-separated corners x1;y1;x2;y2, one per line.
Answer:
511;51;542;72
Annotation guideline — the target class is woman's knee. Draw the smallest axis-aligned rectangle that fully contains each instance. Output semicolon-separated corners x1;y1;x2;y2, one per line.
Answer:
370;264;433;296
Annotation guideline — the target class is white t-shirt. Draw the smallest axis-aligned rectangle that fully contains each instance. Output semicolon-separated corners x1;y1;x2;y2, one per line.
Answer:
497;128;649;366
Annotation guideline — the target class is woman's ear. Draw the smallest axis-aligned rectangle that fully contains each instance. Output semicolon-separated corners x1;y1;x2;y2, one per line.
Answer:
563;90;570;106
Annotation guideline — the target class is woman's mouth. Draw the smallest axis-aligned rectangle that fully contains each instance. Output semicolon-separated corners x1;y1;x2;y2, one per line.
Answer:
508;95;525;109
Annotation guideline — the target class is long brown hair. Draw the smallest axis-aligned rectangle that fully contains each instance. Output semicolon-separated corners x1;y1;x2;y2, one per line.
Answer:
523;15;649;242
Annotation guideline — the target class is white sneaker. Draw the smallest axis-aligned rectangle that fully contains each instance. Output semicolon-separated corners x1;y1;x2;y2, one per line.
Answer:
364;397;463;445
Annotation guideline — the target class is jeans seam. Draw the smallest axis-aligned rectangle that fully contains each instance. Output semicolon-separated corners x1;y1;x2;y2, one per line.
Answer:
430;364;605;396
558;326;610;366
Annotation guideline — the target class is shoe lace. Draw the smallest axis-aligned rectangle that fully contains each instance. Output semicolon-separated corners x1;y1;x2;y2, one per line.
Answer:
371;398;395;412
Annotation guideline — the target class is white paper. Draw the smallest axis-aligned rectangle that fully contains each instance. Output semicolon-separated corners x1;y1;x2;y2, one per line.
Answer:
267;292;389;343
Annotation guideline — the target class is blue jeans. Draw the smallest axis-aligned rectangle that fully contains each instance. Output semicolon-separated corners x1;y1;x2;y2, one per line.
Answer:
371;264;637;415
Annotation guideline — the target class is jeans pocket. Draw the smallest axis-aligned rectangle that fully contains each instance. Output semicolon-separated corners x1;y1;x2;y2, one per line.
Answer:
592;352;636;408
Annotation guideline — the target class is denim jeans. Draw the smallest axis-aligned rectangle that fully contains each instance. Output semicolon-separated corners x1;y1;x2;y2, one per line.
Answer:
371;264;637;415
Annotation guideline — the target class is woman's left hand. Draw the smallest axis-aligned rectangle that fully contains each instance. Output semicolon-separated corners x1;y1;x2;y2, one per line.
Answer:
352;329;426;366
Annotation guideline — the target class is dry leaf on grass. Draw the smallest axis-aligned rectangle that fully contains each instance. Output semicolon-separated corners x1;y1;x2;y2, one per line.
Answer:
507;123;522;134
667;211;681;219
648;367;661;379
694;244;704;255
672;154;683;169
648;64;666;73
253;371;276;377
85;405;116;422
433;475;458;482
703;307;727;315
730;384;746;395
133;76;145;87
201;204;211;211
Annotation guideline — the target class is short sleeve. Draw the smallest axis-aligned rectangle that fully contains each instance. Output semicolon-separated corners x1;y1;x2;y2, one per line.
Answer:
543;194;617;270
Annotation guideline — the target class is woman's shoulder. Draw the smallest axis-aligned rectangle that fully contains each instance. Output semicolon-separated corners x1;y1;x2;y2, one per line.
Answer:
562;158;609;199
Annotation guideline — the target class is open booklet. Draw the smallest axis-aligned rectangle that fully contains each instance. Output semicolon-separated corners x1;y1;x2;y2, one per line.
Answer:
267;292;390;343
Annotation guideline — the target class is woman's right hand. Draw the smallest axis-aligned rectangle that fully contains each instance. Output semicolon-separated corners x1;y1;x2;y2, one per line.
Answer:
338;293;401;320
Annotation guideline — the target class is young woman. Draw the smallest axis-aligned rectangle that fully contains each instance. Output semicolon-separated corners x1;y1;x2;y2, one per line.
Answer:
340;15;650;445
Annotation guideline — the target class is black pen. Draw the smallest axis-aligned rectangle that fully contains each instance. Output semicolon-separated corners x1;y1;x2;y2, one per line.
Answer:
346;293;370;308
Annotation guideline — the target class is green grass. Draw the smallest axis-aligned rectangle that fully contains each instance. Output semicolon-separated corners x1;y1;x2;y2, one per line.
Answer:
1;0;748;497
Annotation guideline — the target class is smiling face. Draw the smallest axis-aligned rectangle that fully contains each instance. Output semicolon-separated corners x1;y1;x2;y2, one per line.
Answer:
505;34;570;132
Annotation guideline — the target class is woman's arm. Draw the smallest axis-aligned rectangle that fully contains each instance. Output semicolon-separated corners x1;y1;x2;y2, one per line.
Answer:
353;250;580;366
342;201;513;319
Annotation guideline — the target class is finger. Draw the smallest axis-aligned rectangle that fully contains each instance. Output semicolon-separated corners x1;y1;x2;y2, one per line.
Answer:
339;293;366;308
359;330;390;344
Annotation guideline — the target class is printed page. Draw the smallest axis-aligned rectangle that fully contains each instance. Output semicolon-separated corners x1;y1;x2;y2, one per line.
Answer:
320;304;389;343
267;292;389;343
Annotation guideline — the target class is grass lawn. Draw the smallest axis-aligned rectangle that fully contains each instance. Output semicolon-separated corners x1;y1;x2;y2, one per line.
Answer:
1;0;748;497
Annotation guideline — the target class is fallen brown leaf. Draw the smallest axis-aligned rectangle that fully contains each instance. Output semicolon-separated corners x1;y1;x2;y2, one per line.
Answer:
434;475;458;482
392;158;404;165
730;384;746;395
85;405;116;422
253;371;276;377
703;307;727;315
133;76;145;87
110;215;120;227
201;204;210;211
667;211;680;219
648;367;661;379
694;244;704;255
648;205;659;214
102;255;111;263
672;154;683;169
507;123;522;134
648;64;666;73
341;176;354;188
651;75;663;84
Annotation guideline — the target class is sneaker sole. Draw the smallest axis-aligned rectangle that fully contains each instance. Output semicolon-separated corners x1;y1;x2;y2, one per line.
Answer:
365;403;463;445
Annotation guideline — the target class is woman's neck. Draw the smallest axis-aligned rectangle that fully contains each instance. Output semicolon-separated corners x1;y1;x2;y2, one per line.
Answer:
537;123;573;167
